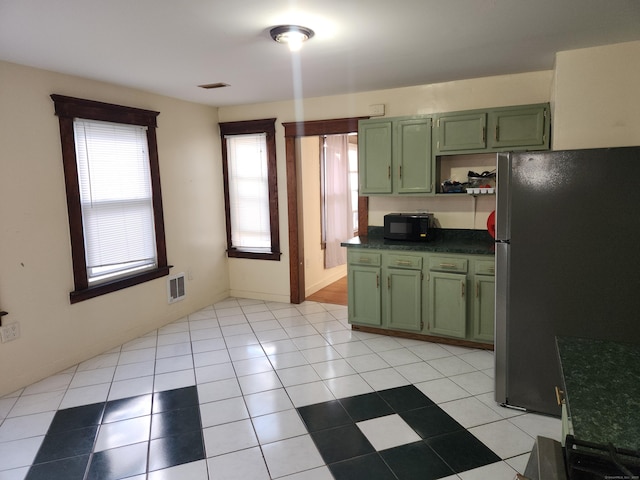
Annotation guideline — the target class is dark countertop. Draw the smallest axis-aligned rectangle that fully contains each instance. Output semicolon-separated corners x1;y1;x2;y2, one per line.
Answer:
556;336;640;451
341;227;495;256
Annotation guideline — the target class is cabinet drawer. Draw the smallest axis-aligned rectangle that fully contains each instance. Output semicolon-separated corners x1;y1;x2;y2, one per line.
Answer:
429;256;468;273
348;251;381;267
475;260;495;276
386;254;422;270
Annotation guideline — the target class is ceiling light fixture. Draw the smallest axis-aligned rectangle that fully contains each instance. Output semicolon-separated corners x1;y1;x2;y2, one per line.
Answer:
270;25;315;52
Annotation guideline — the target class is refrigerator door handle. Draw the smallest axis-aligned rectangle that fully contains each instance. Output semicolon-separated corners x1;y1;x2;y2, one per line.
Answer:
496;153;511;241
494;241;510;405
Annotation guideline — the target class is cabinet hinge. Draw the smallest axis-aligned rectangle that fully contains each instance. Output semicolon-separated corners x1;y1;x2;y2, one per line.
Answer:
436;140;440;150
420;320;424;330
436;118;440;127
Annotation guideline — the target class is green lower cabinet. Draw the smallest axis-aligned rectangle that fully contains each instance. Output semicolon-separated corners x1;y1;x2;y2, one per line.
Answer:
348;265;382;326
428;271;467;339
386;268;422;331
473;275;495;342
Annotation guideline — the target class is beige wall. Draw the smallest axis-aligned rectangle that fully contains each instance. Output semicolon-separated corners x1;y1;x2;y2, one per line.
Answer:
219;70;553;300
0;61;228;396
3;41;638;396
552;40;640;149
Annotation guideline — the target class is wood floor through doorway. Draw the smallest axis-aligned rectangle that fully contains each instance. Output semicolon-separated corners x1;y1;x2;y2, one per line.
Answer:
306;276;347;306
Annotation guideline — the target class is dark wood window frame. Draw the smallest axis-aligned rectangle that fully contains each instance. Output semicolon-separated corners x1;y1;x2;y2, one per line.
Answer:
219;118;281;261
51;94;170;304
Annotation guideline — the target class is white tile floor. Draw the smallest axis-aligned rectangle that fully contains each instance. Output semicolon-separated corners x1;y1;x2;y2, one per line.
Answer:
0;297;561;480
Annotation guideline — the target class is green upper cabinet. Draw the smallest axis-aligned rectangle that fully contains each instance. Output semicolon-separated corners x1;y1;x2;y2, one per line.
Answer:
488;104;549;149
395;117;433;194
435;112;487;152
434;103;550;155
358;119;392;194
359;116;432;195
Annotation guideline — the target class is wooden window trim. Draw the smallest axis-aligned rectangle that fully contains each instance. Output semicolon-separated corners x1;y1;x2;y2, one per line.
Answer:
51;94;169;304
219;118;281;261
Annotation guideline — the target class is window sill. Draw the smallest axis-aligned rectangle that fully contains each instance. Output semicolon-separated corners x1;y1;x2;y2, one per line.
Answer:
227;249;281;261
70;266;171;304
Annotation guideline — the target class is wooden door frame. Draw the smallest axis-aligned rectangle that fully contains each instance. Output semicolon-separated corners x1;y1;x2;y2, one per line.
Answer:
283;117;369;304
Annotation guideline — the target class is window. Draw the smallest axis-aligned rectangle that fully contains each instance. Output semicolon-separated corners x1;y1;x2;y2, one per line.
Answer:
51;95;169;303
219;118;280;260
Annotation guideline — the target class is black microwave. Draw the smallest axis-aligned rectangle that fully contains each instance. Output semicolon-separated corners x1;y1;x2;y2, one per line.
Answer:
384;213;433;242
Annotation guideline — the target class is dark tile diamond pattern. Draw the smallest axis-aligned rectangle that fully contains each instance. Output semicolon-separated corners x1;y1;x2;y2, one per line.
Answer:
25;386;205;480
299;385;501;480
25;384;500;480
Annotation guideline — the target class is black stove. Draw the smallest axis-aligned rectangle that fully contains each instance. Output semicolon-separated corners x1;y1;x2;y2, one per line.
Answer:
565;435;640;480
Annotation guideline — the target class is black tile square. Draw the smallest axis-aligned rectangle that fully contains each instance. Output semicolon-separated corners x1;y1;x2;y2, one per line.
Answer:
33;426;98;464
380;441;455;480
86;441;148;480
148;430;205;472
152;386;199;414
151;405;202;439
103;394;152;423
329;453;396;480
47;403;104;434
310;424;375;464
399;405;464;439
339;392;394;422
378;385;434;412
426;429;501;473
297;400;352;432
25;454;90;480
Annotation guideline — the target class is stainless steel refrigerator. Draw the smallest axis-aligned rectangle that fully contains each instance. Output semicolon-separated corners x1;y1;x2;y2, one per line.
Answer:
495;146;640;416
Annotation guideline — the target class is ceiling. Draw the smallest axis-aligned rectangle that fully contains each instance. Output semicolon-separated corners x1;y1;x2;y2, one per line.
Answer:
1;0;640;108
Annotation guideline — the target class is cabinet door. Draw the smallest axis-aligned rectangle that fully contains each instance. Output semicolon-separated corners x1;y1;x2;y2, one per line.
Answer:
473;275;495;342
436;113;487;153
395;117;432;194
386;268;422;331
488;105;548;150
348;265;382;326
428;271;467;338
358;120;392;194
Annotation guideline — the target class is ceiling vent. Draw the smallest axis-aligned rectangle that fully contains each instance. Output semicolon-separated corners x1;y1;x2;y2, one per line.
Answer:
168;273;186;303
198;82;230;89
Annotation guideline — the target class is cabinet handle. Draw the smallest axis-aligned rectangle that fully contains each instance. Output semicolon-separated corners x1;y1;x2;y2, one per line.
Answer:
439;263;457;269
388;165;391;179
395;260;412;266
387;276;391;289
399;165;402;179
555;386;565;406
482;126;486;143
376;274;379;288
461;282;465;297
359;257;371;263
495;125;500;142
476;281;480;298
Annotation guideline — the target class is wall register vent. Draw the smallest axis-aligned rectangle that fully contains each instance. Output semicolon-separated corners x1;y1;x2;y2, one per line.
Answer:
168;273;186;303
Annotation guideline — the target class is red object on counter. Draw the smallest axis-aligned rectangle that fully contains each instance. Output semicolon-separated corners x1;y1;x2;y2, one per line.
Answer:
487;210;496;238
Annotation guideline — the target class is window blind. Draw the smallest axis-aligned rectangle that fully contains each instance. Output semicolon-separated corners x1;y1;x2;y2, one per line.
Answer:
225;133;272;251
73;119;157;283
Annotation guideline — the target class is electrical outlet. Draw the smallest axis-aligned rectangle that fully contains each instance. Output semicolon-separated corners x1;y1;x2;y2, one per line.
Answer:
0;322;20;343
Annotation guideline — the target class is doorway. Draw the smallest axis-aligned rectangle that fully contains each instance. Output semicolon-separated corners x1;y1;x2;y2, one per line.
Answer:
283;117;368;304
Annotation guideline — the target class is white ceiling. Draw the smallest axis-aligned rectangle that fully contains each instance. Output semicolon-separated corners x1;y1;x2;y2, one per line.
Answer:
1;0;639;107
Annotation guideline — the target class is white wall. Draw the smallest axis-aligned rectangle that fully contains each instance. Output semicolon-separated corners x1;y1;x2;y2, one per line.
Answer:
552;40;640;149
0;61;228;396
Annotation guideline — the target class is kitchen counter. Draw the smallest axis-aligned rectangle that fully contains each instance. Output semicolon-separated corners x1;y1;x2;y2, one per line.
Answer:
341;227;495;256
556;336;640;451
